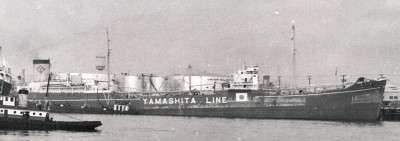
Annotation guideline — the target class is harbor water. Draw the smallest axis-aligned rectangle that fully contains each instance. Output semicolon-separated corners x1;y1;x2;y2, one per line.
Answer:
1;114;400;141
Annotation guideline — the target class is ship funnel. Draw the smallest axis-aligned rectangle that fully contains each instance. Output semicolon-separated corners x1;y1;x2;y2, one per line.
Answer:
263;75;270;89
33;59;51;82
18;89;29;107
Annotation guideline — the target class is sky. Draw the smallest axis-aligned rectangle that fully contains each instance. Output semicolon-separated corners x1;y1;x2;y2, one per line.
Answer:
1;0;400;85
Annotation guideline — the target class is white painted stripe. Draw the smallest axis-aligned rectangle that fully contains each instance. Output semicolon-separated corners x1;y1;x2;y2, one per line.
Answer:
260;87;382;98
28;99;139;102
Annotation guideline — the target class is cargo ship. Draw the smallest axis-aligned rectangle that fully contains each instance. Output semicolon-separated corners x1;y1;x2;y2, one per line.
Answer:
20;63;387;121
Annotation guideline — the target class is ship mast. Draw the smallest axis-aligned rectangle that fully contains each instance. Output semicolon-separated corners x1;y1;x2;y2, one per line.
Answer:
0;46;3;94
291;21;297;88
188;65;192;93
106;28;111;90
45;72;51;111
45;60;52;111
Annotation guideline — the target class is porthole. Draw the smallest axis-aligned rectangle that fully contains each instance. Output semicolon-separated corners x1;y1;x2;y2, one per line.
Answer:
13;111;16;114
39;113;42;116
33;112;36;115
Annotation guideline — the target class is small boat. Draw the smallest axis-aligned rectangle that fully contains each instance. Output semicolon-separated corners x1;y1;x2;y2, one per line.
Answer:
0;51;101;131
0;89;102;131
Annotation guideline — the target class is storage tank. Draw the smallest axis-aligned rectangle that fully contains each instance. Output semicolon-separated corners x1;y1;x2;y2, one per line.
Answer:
124;76;143;92
263;75;270;88
168;75;185;91
114;74;126;92
142;74;151;92
70;74;82;85
150;76;167;92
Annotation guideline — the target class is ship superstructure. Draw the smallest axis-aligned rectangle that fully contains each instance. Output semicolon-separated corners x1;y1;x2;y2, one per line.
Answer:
228;66;259;90
0;47;12;95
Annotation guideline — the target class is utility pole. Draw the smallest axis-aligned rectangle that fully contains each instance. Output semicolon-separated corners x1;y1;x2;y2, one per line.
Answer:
278;76;282;89
341;75;347;88
307;76;311;86
291;22;297;88
335;67;338;88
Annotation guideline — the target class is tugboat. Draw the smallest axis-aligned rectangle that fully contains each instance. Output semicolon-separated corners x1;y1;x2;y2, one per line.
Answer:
0;89;102;131
0;53;101;131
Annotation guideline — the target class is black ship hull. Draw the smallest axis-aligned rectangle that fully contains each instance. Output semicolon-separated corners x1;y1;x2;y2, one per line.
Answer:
0;117;101;131
135;103;381;121
28;78;387;121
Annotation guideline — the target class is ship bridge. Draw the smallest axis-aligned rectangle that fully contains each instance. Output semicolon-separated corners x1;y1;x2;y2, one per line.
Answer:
228;66;259;90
